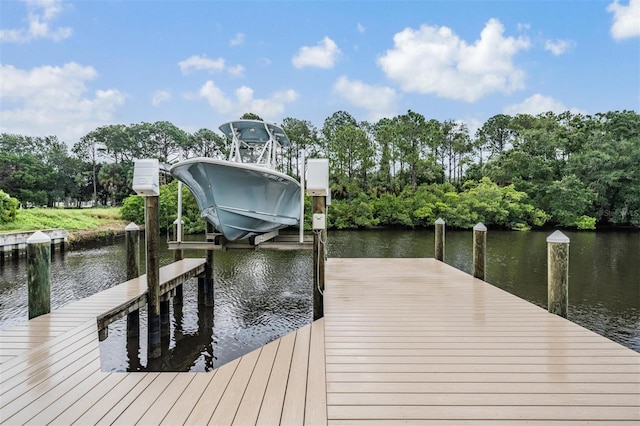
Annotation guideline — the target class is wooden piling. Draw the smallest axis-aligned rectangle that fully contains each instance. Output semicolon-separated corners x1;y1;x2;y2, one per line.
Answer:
547;230;570;318
146;195;161;358
27;231;51;319
313;195;326;320
160;300;170;337
173;219;184;308
125;222;140;338
435;218;445;262
201;222;215;307
473;223;487;280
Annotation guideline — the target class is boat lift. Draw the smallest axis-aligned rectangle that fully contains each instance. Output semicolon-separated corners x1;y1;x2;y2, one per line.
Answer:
164;152;328;252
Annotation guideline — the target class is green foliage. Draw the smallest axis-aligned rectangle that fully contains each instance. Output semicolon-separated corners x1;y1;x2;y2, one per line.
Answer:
0;207;124;232
575;215;597;230
328;193;378;229
3;109;639;230
0;190;19;224
120;180;206;234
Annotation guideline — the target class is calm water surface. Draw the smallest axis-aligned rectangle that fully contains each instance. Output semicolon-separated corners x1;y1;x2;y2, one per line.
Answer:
1;229;638;372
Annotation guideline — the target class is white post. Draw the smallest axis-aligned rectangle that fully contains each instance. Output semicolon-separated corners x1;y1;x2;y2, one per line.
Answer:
299;149;305;243
177;152;183;243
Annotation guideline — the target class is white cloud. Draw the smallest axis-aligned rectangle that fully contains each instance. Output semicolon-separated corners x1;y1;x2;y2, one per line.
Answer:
332;76;398;121
292;37;341;69
230;32;245;46
503;94;569;115
608;0;640;40
0;62;125;143
378;18;530;102
178;55;225;74
357;23;365;34
198;81;298;121
151;90;171;106
544;39;576;56
227;64;245;77
0;0;72;43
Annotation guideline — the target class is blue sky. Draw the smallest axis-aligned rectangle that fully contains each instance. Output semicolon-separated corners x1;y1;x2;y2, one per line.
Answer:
1;0;639;145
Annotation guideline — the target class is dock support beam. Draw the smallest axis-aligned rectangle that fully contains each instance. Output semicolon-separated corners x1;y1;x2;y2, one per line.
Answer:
125;222;140;338
313;195;326;320
435;218;445;262
547;230;570;318
473;223;487;280
27;231;51;319
146;195;161;358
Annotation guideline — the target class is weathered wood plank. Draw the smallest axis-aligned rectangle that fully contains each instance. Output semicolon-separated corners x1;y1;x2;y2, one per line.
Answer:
305;318;327;426
209;347;262;425
160;372;217;426
184;357;241;425
328;405;639;421
232;338;279;425
280;322;311;425
255;328;297;426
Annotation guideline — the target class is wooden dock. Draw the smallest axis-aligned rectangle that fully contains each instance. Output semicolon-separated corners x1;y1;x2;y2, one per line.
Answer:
1;258;639;424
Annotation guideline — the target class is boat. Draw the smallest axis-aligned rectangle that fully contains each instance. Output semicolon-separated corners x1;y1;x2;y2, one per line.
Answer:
169;119;301;242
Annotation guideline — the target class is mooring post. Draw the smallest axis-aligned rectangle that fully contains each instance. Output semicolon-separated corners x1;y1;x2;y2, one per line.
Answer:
201;222;215;307
125;222;141;338
435;218;445;262
313;195;326;320
173;218;184;308
146;195;161;358
547;230;570;318
27;231;51;319
473;223;487;280
160;299;170;337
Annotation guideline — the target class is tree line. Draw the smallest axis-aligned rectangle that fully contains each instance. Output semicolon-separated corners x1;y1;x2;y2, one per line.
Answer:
1;110;638;230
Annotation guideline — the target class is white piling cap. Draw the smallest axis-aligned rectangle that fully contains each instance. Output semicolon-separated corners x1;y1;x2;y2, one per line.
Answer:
547;230;570;243
435;218;445;225
172;218;184;224
27;230;51;244
125;222;140;231
473;223;487;231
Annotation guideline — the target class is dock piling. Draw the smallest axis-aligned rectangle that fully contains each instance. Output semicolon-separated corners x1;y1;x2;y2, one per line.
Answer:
27;231;51;319
201;222;215;307
547;230;570;318
146;195;161;358
435;218;445;262
173;219;184;307
313;195;326;320
473;223;487;280
125;222;141;338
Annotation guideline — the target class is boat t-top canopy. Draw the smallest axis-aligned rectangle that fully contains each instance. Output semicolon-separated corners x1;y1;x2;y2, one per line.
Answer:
219;120;291;147
219;119;291;168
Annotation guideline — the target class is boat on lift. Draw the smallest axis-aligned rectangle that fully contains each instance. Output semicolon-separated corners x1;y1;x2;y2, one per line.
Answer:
169;119;301;241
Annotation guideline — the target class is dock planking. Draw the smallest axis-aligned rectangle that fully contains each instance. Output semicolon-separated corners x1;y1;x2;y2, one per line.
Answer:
324;258;640;424
0;257;638;425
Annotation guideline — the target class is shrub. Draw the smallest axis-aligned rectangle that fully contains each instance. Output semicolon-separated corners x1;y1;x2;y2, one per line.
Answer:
0;190;19;224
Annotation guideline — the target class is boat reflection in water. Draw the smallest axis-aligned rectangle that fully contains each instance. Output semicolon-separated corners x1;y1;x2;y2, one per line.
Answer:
170;120;301;242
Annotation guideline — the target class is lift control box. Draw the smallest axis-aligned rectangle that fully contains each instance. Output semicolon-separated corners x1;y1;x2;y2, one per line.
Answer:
132;159;160;196
312;213;326;230
306;158;329;196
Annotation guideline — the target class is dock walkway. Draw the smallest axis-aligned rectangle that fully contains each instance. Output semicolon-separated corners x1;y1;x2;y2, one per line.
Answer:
1;258;639;424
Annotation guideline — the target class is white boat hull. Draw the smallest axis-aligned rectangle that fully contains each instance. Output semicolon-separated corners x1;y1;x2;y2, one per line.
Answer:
170;158;301;241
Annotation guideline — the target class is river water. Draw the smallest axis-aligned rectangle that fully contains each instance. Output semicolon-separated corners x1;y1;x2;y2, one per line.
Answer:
0;229;638;372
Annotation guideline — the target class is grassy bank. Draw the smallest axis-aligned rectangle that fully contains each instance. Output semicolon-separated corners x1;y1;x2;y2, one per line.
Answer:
0;207;129;246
